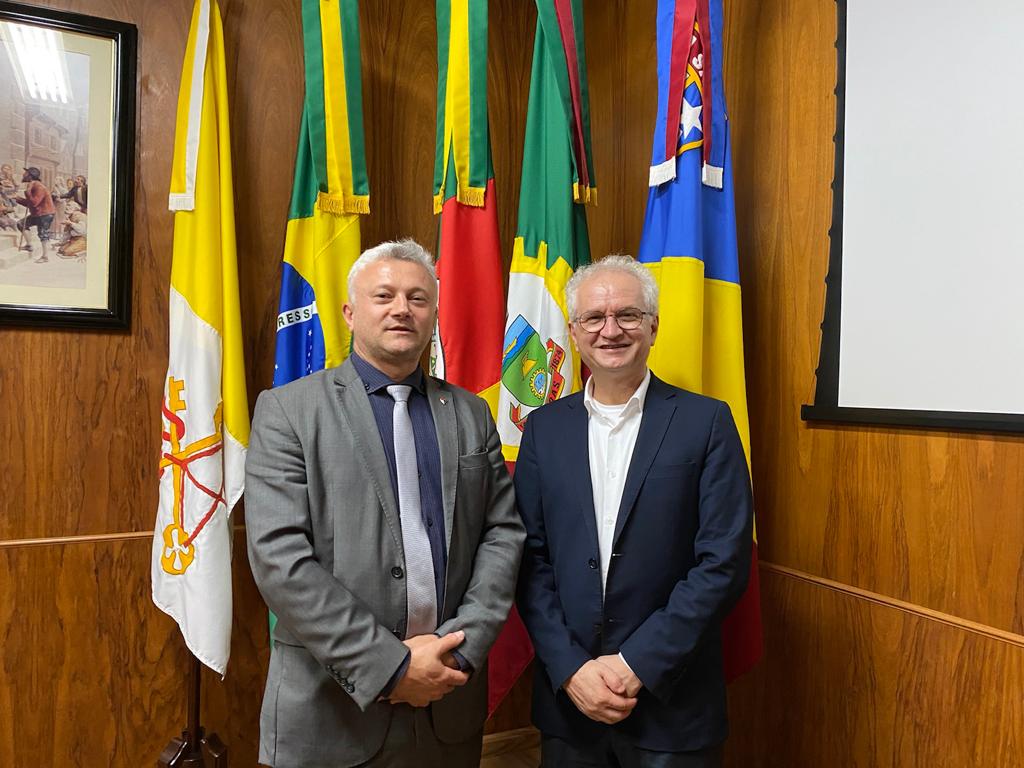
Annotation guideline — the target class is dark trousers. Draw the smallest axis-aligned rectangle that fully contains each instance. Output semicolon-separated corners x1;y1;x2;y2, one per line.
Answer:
355;705;482;768
541;733;723;768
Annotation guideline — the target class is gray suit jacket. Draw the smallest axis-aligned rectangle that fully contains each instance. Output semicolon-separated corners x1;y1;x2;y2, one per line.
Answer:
245;359;525;768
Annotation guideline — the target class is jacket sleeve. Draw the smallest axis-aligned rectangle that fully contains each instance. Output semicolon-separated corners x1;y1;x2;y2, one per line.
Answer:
514;416;593;692
618;401;753;703
434;396;526;669
244;389;409;710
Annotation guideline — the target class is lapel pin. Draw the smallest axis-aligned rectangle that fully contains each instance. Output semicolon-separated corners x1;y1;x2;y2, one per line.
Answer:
439;396;448;405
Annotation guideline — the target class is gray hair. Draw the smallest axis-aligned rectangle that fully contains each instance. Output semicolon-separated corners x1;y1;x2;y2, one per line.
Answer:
346;239;438;304
565;254;659;320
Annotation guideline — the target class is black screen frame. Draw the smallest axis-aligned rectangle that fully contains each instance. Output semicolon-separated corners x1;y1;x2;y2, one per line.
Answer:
801;0;1024;435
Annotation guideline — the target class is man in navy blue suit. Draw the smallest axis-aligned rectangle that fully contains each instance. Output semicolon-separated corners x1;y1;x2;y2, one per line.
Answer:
515;256;753;767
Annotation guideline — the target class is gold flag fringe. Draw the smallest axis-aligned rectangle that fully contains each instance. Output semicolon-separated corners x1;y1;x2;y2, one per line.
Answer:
573;183;598;206
433;184;487;214
317;191;370;216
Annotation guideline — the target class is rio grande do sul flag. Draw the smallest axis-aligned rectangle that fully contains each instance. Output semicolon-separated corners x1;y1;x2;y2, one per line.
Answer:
428;0;529;716
497;0;596;461
638;0;763;680
152;0;249;676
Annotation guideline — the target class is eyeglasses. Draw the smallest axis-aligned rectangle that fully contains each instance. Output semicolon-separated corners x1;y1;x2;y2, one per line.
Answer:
573;309;650;333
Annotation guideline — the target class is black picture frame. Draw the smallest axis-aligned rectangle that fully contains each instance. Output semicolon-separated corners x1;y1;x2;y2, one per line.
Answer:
0;1;136;330
801;0;1024;436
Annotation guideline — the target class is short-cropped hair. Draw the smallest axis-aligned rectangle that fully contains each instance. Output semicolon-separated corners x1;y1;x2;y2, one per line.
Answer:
565;254;659;320
346;239;438;304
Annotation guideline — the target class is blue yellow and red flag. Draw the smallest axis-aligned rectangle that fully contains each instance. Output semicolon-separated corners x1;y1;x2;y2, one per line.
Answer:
637;0;763;680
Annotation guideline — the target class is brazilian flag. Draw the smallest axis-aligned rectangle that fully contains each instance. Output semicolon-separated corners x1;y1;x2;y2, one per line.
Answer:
273;0;368;386
269;0;368;637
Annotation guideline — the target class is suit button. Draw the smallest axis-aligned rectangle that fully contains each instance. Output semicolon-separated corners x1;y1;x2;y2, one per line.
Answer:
391;566;404;579
345;683;355;693
588;559;597;570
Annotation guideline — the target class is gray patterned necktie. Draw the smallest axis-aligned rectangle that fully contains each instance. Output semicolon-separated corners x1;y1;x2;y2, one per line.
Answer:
387;384;437;637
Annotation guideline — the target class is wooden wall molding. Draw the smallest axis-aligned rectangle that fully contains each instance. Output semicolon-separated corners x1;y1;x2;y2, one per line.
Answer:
762;561;1024;650
0;531;154;550
0;526;247;550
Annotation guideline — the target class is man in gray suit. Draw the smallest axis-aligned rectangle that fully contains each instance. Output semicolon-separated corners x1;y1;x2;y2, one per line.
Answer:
245;239;525;768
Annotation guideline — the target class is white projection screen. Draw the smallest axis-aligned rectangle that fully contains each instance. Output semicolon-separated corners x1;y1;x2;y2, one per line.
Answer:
803;0;1024;433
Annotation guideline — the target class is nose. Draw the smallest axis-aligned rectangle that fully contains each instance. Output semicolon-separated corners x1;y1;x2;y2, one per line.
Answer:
598;315;625;338
390;294;411;317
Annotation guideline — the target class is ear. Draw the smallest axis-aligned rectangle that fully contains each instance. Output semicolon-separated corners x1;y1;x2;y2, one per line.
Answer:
568;320;581;350
649;314;659;344
342;302;355;331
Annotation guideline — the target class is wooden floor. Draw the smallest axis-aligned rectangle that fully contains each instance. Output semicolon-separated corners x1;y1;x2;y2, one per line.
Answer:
480;727;540;767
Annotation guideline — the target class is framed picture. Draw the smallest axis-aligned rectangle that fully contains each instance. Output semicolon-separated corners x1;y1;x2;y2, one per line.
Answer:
0;2;135;329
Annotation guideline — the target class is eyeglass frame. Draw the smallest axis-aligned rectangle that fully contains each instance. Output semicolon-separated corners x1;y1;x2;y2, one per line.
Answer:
571;308;654;333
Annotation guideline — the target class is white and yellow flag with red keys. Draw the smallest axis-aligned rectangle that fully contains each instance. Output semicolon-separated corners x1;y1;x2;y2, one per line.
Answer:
152;0;249;676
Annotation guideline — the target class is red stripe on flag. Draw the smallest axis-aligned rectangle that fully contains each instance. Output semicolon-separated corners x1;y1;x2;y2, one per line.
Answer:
695;0;714;167
436;179;504;394
722;542;762;681
552;0;591;190
488;604;534;715
666;0;697;164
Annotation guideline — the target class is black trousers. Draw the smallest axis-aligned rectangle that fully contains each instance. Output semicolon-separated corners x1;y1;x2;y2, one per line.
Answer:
541;733;723;768
354;705;482;768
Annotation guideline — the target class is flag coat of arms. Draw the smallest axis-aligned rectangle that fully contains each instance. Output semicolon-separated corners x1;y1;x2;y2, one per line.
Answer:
152;0;249;676
274;0;368;386
637;0;763;679
497;0;597;461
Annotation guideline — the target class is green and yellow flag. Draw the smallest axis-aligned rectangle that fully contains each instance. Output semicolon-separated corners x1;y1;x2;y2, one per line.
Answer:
273;0;368;383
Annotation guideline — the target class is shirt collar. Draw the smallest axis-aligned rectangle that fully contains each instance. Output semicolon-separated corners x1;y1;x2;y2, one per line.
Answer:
583;369;652;420
350;351;427;396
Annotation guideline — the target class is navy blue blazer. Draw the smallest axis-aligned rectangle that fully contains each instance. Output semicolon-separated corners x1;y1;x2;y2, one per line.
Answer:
515;374;753;752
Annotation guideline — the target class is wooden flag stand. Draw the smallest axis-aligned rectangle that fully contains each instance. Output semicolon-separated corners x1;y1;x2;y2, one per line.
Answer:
157;654;228;767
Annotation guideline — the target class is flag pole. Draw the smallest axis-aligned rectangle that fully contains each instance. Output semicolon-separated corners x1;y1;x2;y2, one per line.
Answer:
156;649;228;767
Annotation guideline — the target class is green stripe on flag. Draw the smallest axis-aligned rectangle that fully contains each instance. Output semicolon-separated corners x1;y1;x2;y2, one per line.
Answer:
300;0;329;193
288;108;320;220
339;0;368;197
433;0;452;195
467;0;489;189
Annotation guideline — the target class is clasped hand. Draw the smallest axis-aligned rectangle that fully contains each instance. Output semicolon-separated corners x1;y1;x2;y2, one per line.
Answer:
386;630;469;707
564;656;642;724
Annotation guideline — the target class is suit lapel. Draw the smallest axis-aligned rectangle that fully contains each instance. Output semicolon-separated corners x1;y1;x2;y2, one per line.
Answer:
566;397;601;557
426;376;457;553
612;376;676;548
333;360;402;551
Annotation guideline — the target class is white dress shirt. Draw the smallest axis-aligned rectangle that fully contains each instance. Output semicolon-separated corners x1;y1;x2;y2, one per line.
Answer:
583;369;652;595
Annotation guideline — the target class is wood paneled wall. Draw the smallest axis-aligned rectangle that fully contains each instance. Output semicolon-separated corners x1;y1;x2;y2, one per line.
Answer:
3;0;1022;765
721;0;1024;764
